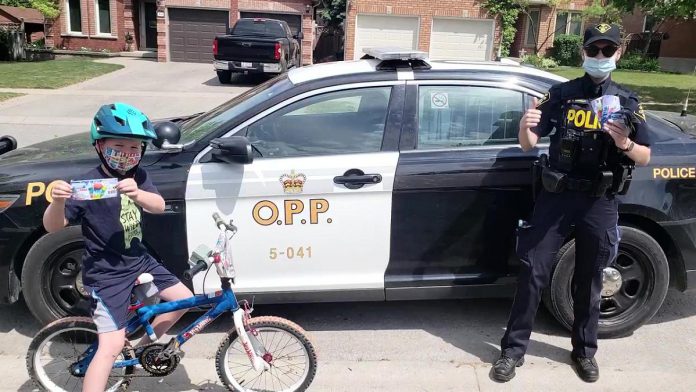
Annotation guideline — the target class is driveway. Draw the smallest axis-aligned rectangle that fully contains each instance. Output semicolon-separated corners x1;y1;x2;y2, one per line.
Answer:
0;57;257;147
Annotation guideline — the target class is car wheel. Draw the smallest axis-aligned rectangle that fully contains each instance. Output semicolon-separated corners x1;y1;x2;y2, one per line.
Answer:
217;70;232;84
542;226;669;338
22;227;92;325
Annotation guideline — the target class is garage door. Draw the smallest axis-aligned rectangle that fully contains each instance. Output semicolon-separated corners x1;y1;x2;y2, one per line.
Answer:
429;18;493;61
240;12;302;36
354;15;419;60
169;8;229;63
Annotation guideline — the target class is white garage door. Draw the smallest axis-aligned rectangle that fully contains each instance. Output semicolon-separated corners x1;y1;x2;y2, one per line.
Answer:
354;14;419;60
430;18;494;61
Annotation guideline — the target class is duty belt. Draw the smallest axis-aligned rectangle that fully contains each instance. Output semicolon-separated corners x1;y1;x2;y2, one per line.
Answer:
564;177;594;192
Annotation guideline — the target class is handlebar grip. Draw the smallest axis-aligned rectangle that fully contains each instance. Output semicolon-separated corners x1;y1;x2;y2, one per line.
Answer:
212;213;225;229
183;260;208;280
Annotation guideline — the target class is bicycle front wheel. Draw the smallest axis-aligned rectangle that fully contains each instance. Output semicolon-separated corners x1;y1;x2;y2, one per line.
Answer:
26;317;133;392
216;316;317;392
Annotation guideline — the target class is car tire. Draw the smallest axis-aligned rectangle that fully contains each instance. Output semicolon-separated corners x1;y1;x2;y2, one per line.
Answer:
217;70;232;84
542;226;669;338
22;226;92;326
280;59;288;74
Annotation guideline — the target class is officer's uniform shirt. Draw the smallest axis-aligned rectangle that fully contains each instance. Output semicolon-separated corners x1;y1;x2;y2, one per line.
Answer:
532;74;651;179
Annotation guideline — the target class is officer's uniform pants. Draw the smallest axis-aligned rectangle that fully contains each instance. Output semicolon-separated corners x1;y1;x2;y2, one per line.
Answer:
500;189;620;360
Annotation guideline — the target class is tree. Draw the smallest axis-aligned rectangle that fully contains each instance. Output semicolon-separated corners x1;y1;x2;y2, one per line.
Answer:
611;0;696;55
317;0;346;33
0;0;59;19
582;0;623;23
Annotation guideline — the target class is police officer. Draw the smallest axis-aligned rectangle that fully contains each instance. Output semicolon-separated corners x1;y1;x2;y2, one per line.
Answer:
492;23;652;383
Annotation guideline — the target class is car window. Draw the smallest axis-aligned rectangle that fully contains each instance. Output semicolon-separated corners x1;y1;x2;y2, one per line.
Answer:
232;19;285;37
246;87;392;158
417;85;524;149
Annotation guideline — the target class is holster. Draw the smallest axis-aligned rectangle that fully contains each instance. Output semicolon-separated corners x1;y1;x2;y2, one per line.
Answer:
532;154;548;200
541;166;567;193
591;171;614;197
613;164;634;195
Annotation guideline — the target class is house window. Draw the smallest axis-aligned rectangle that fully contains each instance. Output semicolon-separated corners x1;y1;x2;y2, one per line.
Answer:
643;15;658;32
96;0;111;34
555;11;583;35
66;0;82;33
525;9;541;46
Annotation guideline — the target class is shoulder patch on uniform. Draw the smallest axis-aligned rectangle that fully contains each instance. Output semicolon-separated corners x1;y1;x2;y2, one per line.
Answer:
634;103;646;121
537;92;550;107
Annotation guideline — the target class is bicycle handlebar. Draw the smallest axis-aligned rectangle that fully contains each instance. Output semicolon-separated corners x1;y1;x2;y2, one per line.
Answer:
212;213;237;232
183;260;207;280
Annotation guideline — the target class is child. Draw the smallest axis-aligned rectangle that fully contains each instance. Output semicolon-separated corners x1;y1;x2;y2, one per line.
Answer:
43;103;193;392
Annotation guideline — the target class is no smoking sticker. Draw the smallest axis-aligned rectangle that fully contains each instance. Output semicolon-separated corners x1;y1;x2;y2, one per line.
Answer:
431;92;449;109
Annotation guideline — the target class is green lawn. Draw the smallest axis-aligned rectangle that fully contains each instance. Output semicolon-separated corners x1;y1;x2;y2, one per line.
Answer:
0;59;123;89
0;92;23;102
550;68;696;113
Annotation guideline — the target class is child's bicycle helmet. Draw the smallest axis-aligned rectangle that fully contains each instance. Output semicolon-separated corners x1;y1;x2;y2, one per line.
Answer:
90;103;157;178
90;103;157;144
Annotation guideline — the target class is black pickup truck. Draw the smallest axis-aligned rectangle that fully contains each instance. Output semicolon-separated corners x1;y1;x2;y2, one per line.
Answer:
213;18;303;83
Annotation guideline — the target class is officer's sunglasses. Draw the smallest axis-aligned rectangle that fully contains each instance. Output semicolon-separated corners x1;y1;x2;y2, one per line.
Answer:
584;45;619;58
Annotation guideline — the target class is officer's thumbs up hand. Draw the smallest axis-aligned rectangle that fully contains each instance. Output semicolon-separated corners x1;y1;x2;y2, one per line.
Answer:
520;97;542;130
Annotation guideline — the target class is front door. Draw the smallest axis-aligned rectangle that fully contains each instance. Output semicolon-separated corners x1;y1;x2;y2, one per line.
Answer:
144;2;157;49
185;84;403;297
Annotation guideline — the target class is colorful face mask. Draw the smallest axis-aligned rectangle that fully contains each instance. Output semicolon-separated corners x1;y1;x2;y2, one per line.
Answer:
103;147;141;172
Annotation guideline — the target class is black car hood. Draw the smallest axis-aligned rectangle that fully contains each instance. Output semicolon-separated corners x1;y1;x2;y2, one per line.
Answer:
650;111;696;136
0;133;163;194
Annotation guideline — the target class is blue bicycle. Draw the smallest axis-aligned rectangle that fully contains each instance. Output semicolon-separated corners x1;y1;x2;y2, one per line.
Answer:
26;214;318;392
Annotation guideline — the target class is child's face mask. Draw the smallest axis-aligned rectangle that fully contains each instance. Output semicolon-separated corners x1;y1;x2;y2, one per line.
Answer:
103;147;141;171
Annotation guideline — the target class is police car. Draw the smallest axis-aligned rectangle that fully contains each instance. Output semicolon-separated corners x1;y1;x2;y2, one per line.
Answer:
1;49;695;339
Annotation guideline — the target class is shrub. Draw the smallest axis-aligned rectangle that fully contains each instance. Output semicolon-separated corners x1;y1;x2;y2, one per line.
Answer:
521;54;558;69
618;50;661;72
551;34;583;66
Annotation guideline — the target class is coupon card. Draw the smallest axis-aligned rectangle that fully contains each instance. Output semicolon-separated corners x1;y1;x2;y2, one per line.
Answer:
71;178;119;200
591;95;623;128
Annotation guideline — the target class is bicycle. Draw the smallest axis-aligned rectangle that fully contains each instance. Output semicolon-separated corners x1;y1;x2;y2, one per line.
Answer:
26;213;318;392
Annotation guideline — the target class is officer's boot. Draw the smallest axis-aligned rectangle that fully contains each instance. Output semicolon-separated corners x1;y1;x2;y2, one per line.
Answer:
492;355;524;382
571;354;599;382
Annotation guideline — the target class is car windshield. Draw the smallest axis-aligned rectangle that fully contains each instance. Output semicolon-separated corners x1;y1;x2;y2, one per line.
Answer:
179;76;293;144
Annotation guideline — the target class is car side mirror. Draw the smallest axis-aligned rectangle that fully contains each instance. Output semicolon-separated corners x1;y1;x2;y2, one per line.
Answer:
294;31;304;40
210;136;254;164
153;121;182;149
0;135;17;155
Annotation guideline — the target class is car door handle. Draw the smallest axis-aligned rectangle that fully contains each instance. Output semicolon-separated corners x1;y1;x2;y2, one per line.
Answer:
333;169;382;189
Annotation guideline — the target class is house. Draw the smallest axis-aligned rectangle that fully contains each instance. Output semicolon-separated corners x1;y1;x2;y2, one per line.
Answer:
343;0;593;61
0;5;46;44
622;11;696;73
47;0;316;63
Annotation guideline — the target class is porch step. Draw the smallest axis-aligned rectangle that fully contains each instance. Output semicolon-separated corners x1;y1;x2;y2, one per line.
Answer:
119;50;157;58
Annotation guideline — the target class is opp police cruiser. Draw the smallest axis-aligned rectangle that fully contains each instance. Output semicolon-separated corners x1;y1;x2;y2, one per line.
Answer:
493;24;652;383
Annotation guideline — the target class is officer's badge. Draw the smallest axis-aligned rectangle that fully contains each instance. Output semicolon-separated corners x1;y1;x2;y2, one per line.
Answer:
634;104;646;121
596;23;612;33
537;92;550;107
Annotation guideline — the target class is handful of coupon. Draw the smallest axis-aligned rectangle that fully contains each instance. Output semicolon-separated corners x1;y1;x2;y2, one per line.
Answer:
590;95;625;128
71;178;119;200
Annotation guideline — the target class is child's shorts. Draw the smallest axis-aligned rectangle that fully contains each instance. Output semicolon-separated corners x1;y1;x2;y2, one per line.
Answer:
88;257;180;334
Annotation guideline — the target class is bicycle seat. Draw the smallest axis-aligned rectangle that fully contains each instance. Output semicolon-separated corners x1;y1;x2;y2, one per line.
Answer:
135;273;154;286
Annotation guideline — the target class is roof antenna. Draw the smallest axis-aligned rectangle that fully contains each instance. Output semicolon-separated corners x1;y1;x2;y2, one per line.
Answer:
682;65;696;117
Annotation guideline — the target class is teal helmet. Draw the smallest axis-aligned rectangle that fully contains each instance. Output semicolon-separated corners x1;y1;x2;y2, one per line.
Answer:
90;103;156;145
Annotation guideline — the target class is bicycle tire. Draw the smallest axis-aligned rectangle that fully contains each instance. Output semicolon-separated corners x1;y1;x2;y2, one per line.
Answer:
215;316;317;392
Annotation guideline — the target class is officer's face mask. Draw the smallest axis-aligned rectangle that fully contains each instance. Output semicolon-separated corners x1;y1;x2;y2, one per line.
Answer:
582;53;617;79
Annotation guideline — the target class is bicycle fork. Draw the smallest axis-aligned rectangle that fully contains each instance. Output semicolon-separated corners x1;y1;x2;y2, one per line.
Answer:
233;309;270;372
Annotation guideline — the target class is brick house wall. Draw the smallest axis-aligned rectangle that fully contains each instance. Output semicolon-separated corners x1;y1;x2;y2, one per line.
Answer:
510;0;592;57
623;10;696;73
50;0;124;52
344;0;501;60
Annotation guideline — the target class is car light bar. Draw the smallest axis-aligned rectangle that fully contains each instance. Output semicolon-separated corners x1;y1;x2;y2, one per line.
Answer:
361;47;428;61
0;195;19;213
